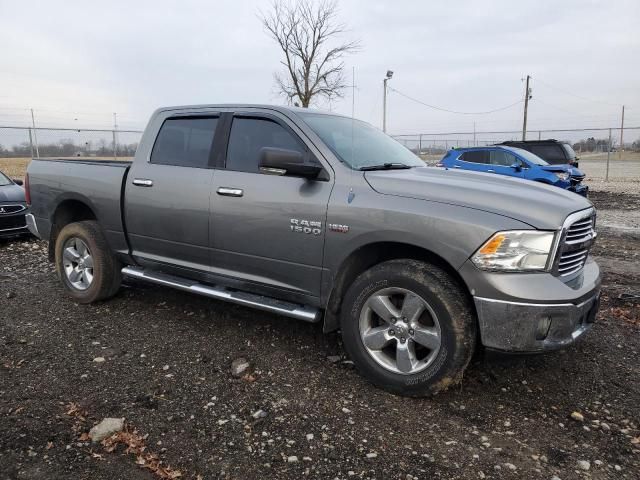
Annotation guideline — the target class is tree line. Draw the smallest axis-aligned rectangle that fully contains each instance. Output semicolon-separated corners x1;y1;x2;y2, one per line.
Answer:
0;140;138;158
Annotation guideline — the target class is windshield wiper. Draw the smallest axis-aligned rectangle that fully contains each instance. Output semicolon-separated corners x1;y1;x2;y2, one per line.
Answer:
359;163;413;171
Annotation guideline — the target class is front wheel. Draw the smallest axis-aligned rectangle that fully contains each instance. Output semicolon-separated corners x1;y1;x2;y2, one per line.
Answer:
340;259;476;396
55;220;122;303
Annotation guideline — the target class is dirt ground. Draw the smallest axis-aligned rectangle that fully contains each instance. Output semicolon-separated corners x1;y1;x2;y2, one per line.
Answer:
1;192;639;480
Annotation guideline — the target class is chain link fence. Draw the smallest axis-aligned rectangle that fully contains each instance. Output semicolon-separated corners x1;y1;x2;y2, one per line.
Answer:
0;126;143;179
0;126;142;160
393;126;640;183
1;124;639;185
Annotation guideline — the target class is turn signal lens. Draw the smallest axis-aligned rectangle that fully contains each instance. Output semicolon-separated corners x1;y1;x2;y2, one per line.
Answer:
478;234;506;255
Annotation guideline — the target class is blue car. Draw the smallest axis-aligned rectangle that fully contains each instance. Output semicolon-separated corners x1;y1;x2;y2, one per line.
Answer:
437;146;588;196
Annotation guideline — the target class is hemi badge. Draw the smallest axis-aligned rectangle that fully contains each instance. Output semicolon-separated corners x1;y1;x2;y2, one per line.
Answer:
329;224;349;233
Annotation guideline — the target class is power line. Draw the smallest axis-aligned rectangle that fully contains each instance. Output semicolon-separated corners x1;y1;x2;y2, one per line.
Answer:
388;87;523;115
532;77;628;108
392;125;640;137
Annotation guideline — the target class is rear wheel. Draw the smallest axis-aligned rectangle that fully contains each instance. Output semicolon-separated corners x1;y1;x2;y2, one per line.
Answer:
55;221;121;303
340;259;476;396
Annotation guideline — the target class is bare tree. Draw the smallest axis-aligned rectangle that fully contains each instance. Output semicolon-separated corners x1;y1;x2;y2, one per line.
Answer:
259;0;359;107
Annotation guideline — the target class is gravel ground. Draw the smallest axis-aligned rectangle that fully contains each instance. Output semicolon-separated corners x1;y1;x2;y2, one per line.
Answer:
585;180;640;196
1;194;639;480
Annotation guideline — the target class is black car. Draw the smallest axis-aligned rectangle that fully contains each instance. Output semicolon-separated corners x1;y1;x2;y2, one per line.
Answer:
0;170;29;239
498;139;579;167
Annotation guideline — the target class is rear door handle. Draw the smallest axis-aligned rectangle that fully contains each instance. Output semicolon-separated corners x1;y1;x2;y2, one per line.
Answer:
217;187;243;197
487;169;495;173
453;165;461;168
132;178;153;187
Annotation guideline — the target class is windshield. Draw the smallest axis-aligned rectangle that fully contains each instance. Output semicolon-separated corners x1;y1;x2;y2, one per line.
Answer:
299;113;425;169
562;143;577;159
511;148;548;166
0;171;12;186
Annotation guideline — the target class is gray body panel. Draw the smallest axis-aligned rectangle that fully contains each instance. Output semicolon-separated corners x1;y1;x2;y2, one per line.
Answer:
209;169;332;297
125;162;214;273
364;167;590;230
26;104;601;353
26;159;131;256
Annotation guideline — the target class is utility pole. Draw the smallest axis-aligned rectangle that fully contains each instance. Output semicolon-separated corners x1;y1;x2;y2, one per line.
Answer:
521;75;531;141
382;70;393;133
473;122;476;146
606;128;611;182
30;108;40;158
619;105;625;158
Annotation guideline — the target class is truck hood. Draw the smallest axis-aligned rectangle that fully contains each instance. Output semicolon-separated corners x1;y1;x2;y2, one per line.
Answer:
364;167;592;230
0;183;25;203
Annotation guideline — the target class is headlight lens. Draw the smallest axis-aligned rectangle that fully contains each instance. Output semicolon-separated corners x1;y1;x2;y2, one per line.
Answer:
472;231;555;271
553;172;570;181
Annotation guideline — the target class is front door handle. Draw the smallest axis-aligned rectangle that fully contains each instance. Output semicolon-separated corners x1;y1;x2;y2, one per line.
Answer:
453;165;461;168
132;178;154;187
487;169;495;173
217;187;243;197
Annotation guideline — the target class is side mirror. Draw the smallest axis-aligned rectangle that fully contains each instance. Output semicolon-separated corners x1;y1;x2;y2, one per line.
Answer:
510;163;522;172
13;179;24;186
259;147;322;179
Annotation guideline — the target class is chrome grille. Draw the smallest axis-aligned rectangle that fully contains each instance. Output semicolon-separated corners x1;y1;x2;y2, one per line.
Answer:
558;248;589;275
555;210;596;277
0;214;27;231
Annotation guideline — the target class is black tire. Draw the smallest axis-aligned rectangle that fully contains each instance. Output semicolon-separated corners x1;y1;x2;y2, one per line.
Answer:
340;259;476;396
55;220;122;303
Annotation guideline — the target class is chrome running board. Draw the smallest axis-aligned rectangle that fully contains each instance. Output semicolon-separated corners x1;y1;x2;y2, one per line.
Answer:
121;266;320;323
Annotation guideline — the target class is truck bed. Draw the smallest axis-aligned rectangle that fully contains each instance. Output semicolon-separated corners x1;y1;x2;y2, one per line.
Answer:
30;158;132;167
27;158;131;257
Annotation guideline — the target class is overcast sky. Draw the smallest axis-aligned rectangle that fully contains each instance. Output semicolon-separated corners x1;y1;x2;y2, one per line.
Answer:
1;0;638;138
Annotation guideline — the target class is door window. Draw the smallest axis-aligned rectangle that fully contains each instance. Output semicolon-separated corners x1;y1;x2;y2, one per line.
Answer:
460;150;489;164
226;117;306;173
489;150;518;166
151;117;218;168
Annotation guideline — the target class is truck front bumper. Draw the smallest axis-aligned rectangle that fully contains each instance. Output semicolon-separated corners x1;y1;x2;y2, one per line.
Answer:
474;293;600;352
461;257;601;352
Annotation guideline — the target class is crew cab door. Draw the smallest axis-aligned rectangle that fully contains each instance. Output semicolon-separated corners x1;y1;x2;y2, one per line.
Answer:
209;112;333;299
125;114;221;275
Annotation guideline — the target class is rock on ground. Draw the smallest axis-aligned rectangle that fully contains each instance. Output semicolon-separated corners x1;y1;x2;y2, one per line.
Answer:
88;418;125;442
230;357;251;377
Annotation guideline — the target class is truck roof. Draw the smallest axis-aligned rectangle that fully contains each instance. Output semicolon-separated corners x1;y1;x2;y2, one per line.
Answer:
153;104;348;118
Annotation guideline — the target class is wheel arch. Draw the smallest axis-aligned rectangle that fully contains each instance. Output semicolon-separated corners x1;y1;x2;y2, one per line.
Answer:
48;198;97;261
322;241;473;333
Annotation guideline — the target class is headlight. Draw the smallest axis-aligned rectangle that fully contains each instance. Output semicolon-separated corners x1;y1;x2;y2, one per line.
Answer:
553;172;569;181
472;230;555;272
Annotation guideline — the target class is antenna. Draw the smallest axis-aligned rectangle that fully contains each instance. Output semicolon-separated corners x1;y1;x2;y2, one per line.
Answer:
348;66;356;203
352;66;355;119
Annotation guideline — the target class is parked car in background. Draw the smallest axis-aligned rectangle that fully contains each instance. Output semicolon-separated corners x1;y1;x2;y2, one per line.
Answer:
438;146;588;196
25;105;600;396
0;170;30;239
499;139;579;167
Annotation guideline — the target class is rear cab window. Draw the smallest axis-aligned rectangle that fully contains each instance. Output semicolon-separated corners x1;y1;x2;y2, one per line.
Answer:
151;117;219;168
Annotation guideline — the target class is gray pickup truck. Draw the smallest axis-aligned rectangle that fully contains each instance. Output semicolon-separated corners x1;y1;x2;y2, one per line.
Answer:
25;105;601;396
